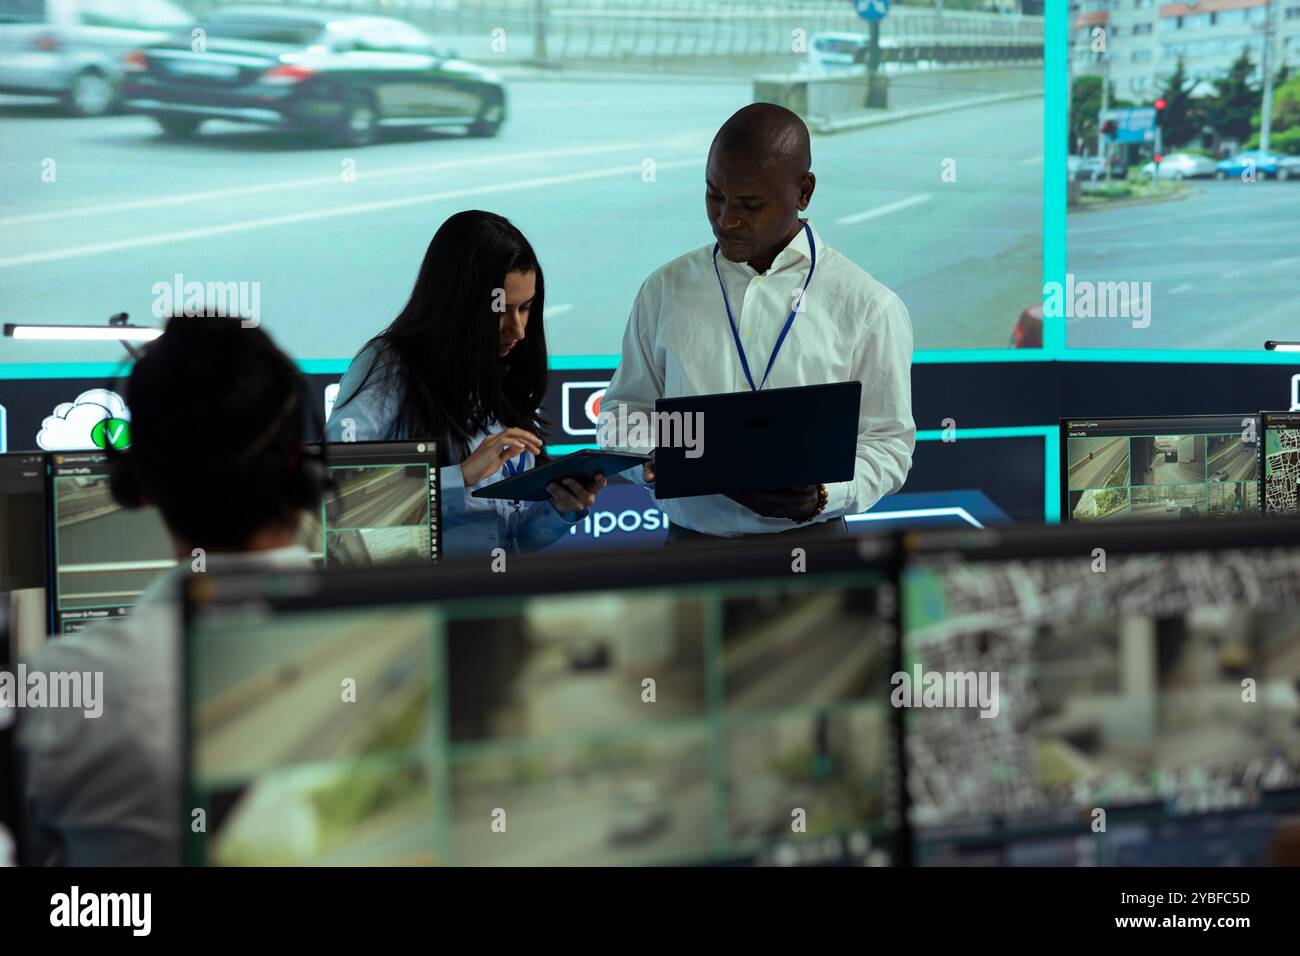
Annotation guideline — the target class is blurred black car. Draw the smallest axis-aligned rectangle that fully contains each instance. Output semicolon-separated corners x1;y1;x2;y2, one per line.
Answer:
121;6;505;146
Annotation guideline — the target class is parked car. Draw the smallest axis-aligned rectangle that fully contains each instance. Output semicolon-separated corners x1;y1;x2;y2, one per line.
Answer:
1068;154;1125;181
1139;152;1216;180
0;0;193;115
1214;150;1298;181
122;6;506;147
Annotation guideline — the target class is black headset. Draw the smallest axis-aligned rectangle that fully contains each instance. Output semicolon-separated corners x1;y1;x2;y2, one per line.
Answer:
104;346;335;516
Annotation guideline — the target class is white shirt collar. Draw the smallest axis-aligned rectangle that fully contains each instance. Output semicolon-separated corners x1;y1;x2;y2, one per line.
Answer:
718;218;819;277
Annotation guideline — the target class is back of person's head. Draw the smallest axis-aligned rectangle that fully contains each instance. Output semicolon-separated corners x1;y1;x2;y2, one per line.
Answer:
109;315;322;551
358;210;548;449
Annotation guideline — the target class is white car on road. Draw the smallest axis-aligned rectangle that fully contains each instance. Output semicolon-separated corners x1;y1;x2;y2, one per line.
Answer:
1139;152;1217;180
0;0;192;115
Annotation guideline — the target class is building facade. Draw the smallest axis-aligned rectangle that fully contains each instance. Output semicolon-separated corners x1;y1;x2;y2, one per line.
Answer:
1070;0;1300;100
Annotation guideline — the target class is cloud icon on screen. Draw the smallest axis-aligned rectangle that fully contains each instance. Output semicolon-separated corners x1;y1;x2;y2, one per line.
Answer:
36;389;131;451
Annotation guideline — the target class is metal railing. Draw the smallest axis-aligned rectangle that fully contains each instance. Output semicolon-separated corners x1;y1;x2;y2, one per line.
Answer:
181;0;1044;66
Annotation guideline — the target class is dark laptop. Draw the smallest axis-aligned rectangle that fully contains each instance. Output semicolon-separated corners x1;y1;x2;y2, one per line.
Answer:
653;381;861;499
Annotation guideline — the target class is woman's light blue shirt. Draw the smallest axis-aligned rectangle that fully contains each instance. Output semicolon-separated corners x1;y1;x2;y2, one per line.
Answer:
324;343;581;558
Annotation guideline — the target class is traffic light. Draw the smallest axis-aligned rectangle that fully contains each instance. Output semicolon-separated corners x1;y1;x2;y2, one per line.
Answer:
1101;119;1119;138
1154;98;1167;111
1154;153;1163;164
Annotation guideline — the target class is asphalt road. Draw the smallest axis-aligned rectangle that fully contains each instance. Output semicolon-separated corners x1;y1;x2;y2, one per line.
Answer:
1067;435;1129;490
1067;180;1300;351
55;495;174;607
1207;436;1258;482
197;620;430;781
452;776;713;866
334;468;427;528
1131;485;1206;518
1;84;1043;364
725;610;877;712
1134;439;1205;486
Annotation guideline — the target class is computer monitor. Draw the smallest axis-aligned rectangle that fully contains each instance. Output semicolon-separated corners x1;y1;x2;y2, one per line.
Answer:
182;537;898;866
46;451;174;636
1260;411;1300;515
45;442;441;635
295;441;441;568
1061;415;1260;522
1;453;49;658
899;518;1300;866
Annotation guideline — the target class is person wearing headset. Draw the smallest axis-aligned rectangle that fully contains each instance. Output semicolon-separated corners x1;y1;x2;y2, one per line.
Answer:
325;210;605;558
18;315;324;866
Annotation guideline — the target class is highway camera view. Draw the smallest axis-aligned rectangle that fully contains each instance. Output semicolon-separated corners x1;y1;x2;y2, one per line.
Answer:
193;606;441;866
1;1;1045;363
1068;432;1259;522
52;471;174;627
444;580;891;864
903;555;1300;839
295;464;435;566
190;578;894;866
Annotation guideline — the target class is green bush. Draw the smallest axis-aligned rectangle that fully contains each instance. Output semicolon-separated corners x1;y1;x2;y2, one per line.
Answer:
1243;126;1300;155
1083;183;1135;198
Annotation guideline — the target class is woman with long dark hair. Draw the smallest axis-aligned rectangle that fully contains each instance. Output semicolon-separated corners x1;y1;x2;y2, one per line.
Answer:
326;210;604;556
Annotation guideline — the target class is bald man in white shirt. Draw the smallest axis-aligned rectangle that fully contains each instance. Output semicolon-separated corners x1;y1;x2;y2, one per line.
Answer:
600;103;915;541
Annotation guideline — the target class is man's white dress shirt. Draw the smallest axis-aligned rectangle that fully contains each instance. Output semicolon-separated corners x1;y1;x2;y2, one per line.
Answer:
600;219;915;535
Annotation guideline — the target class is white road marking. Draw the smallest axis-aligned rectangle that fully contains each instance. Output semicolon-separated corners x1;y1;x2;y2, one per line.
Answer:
0;158;701;268
835;193;931;225
0;135;709;227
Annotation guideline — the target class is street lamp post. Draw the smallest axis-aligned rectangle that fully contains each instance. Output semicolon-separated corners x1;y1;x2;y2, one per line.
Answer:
1099;37;1110;179
1260;0;1276;152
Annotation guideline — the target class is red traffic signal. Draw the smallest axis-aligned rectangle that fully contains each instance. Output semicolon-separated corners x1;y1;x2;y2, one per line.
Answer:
1101;119;1118;136
1154;153;1163;163
1154;98;1167;110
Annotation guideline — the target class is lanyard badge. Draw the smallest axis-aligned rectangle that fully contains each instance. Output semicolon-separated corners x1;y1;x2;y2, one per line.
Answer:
501;451;524;514
712;221;817;393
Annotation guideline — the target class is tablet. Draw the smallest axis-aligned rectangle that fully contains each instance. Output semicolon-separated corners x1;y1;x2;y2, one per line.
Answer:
471;449;650;502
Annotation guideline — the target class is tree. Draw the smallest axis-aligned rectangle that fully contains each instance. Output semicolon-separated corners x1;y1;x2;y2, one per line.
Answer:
1069;75;1128;155
1070;74;1103;154
1246;74;1300;154
1210;47;1259;144
1155;58;1200;148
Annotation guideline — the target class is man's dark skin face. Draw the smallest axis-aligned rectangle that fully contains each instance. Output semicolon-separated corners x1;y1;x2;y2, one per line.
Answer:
706;148;815;275
704;145;821;521
644;143;820;522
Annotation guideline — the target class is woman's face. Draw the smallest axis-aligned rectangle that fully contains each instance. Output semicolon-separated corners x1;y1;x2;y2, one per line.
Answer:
498;270;536;358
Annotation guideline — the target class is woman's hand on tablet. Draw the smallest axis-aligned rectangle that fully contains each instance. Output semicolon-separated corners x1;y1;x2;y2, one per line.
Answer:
461;428;543;486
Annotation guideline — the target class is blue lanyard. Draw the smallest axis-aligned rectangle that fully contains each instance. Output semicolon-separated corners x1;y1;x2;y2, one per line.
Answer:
501;452;525;480
712;221;816;393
